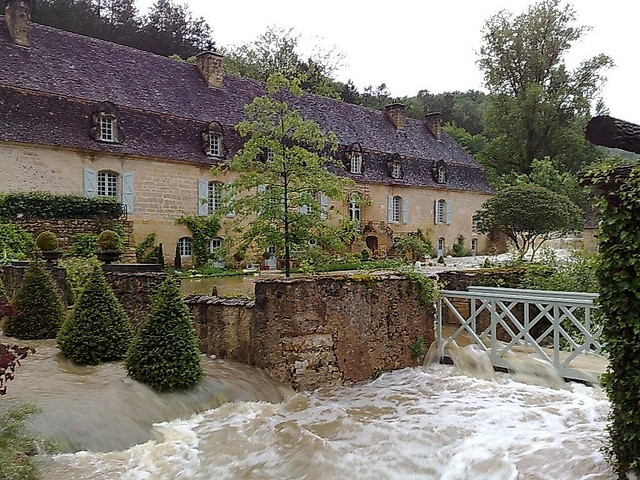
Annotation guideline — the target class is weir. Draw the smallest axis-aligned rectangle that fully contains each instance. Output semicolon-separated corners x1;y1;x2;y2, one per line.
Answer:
434;286;606;384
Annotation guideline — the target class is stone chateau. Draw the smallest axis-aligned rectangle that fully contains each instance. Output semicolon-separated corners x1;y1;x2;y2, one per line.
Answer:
0;0;493;266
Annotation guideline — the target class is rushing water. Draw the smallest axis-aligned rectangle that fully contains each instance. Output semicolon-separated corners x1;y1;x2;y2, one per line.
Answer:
2;337;613;479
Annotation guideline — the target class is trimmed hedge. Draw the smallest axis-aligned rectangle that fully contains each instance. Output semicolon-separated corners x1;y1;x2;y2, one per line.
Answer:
0;223;34;262
126;277;202;392
57;267;133;365
0;192;123;220
4;261;64;339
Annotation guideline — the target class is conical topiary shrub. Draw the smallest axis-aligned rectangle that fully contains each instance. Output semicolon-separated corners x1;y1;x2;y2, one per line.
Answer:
126;277;202;392
4;260;64;339
57;267;133;364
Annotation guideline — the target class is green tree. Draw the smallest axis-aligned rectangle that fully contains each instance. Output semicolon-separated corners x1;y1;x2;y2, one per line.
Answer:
222;26;343;98
472;184;584;261
215;74;354;277
0;404;41;480
4;260;64;339
393;230;433;261
0;224;34;263
57;267;133;364
125;277;202;392
477;0;613;178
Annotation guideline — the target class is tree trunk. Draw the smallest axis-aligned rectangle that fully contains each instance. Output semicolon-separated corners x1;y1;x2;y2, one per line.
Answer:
585;115;640;154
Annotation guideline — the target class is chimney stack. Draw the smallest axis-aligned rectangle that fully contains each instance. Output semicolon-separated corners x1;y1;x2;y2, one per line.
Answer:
425;112;442;141
196;51;225;88
385;103;406;130
4;0;32;47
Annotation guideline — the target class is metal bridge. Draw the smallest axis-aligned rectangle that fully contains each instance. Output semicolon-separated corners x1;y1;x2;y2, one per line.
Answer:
435;286;606;384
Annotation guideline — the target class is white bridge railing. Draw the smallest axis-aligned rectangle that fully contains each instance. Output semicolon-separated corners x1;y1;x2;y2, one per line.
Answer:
436;286;604;384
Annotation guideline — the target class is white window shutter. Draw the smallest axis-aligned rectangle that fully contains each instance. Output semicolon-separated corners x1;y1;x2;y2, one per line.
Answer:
446;200;452;225
402;197;409;224
83;167;97;197
197;179;208;216
122;172;134;214
387;195;394;223
320;193;328;220
434;199;439;224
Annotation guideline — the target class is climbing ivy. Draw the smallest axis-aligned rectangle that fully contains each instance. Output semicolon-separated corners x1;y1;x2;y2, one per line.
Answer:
582;163;640;479
176;215;221;268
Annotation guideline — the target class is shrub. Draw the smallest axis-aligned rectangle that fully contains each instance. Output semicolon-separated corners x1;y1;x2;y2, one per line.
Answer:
0;404;42;480
57;267;133;364
126;277;202;391
58;257;101;304
68;233;98;258
0;191;123;220
35;231;59;252
394;230;433;261
451;234;470;257
361;248;371;261
96;230;121;251
0;223;34;263
4;260;64;339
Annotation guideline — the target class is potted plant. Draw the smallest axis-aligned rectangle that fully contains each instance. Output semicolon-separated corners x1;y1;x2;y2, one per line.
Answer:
36;230;63;263
96;229;122;264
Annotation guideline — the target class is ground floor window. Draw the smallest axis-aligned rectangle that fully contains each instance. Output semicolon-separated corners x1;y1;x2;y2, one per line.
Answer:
177;237;192;256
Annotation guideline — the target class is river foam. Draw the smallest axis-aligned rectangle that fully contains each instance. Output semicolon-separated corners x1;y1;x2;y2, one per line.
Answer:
41;364;613;479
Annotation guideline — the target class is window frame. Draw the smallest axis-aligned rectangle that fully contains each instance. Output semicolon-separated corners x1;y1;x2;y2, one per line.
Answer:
208;181;223;214
99;115;116;143
436;199;446;224
97;170;118;198
392;195;402;223
177;237;193;257
350;152;363;174
349;193;361;222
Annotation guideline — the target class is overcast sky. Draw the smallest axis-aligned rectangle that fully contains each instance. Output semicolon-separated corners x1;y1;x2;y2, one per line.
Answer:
138;0;640;124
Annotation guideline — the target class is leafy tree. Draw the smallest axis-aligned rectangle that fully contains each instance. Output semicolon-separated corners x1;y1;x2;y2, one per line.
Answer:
417;89;489;135
125;277;202;392
0;224;34;264
57;267;133;364
215;74;354;277
472;184;584;261
0;404;41;480
477;0;613;178
394;230;433;261
222;26;343;98
4;260;64;339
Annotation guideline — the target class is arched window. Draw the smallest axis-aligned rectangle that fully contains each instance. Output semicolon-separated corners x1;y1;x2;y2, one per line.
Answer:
208;181;223;213
437;165;446;183
471;238;478;254
351;152;363;174
437;237;445;256
97;171;118;198
91;101;122;143
177;237;192;256
349;193;361;222
431;160;447;184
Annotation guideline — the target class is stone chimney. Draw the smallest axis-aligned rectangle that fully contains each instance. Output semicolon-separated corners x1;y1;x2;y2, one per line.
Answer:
385;103;406;130
196;51;224;88
4;0;32;47
425;112;442;141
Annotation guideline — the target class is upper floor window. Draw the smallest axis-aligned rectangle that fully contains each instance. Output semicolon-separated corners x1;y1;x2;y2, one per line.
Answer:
387;195;408;224
434;199;451;225
177;237;192;256
208;181;223;213
349;193;361;222
201;121;226;158
91;101;122;144
391;162;402;179
437;166;446;183
97;171;118;197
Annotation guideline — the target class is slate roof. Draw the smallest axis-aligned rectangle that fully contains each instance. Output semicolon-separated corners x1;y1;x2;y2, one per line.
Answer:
0;18;492;194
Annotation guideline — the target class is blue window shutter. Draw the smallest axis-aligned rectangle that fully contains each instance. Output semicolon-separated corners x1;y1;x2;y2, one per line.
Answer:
446;200;452;225
434;199;439;224
83;167;97;197
387;195;394;223
197;179;208;216
122;172;134;213
402;197;409;224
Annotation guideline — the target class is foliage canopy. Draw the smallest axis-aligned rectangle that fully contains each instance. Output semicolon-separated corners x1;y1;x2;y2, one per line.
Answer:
472;184;584;260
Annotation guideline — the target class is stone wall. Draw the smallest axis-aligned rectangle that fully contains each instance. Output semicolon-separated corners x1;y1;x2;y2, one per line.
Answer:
1;263;71;306
252;274;432;390
14;218;136;262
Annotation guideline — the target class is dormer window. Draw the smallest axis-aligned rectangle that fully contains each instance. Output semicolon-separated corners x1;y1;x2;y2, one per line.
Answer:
91;101;123;144
432;160;447;184
388;154;403;179
201;121;226;158
346;142;364;175
351;152;363;174
99;116;115;142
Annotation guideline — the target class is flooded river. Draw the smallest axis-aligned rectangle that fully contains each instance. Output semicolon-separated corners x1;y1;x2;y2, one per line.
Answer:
2;337;612;479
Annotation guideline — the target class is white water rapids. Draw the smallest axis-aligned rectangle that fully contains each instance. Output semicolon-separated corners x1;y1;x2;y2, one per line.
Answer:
28;359;611;479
